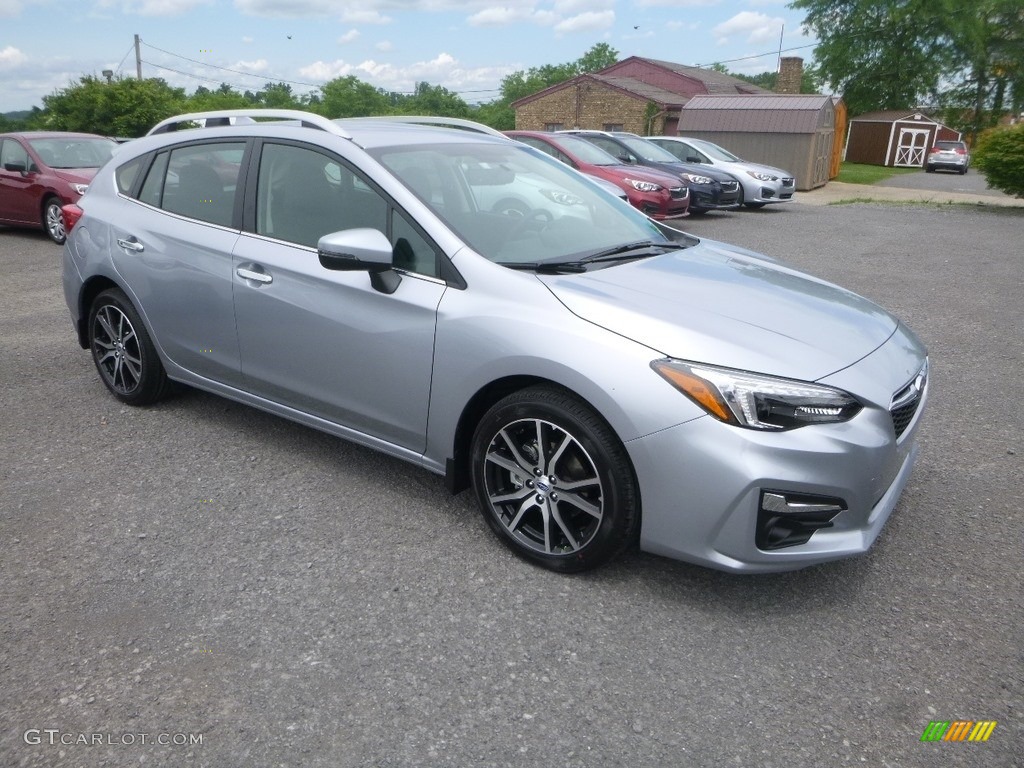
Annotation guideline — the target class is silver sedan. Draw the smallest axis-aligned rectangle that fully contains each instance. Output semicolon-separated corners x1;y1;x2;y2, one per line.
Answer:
62;109;927;574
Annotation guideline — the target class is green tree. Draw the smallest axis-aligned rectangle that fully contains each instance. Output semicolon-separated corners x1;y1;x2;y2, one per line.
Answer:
245;82;302;109
972;123;1024;197
40;76;187;137
314;75;392;117
395;82;470;117
791;0;1023;129
186;83;250;112
576;42;619;73
790;0;952;116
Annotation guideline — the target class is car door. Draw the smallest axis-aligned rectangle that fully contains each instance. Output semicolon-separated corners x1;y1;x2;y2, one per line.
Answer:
107;140;246;386
231;139;446;452
0;137;39;224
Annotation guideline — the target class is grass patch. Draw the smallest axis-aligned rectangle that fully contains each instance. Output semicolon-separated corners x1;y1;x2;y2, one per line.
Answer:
836;162;921;185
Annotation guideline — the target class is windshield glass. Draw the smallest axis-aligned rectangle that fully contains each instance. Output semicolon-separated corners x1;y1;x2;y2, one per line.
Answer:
371;141;670;266
619;137;682;163
552;135;623;166
28;137;116;169
689;139;740;162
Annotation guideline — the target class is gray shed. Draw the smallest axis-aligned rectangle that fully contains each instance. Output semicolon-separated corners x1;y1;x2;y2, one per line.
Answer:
676;95;836;190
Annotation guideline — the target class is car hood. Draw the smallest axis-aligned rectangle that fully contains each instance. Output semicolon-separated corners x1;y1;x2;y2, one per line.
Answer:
606;164;685;186
52;168;99;184
730;161;792;179
653;161;737;183
540;238;897;381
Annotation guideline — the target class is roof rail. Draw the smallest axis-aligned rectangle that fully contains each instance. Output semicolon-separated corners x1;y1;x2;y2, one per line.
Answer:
339;115;507;138
147;109;353;139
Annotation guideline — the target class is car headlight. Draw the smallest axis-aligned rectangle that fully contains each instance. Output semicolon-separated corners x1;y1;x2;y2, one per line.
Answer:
746;171;778;182
540;189;584;206
651;359;862;430
681;173;713;185
71;183;90;195
626;178;663;192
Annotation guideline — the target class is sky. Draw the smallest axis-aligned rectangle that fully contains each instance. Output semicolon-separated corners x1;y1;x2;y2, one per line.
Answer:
0;0;817;113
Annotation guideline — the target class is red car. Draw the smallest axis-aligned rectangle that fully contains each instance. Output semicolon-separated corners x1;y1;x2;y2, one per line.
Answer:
0;131;117;244
506;130;689;220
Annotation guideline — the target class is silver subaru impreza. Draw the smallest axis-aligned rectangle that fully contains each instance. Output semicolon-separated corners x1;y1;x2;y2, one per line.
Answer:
62;110;928;574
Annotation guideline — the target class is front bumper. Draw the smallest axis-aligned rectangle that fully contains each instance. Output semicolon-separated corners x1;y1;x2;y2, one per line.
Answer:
689;182;741;212
742;178;795;204
628;337;928;573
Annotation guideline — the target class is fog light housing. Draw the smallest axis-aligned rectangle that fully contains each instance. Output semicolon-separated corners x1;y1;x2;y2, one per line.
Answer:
756;491;846;550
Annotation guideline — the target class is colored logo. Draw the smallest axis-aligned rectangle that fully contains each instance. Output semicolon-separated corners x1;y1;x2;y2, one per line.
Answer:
920;720;997;742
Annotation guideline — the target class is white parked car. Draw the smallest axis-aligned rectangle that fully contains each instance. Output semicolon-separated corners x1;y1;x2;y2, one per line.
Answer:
648;136;796;208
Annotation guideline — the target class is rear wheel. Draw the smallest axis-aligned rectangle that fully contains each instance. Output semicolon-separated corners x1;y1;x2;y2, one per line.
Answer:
88;288;170;405
470;386;639;572
42;196;66;244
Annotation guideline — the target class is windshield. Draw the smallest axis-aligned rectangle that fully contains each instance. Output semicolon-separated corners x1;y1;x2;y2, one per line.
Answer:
28;137;116;169
552;135;624;166
371;141;671;266
619;137;683;163
688;139;741;162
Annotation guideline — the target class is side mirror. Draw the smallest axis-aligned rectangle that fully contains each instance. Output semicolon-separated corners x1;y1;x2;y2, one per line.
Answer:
619;154;633;164
4;161;27;174
318;228;402;294
686;156;702;164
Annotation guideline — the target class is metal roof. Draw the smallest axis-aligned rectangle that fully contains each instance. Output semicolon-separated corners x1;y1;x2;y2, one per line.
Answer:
849;110;938;123
679;95;833;134
631;58;770;94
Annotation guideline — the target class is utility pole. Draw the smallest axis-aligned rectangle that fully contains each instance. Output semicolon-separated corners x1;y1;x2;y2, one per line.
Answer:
135;34;142;80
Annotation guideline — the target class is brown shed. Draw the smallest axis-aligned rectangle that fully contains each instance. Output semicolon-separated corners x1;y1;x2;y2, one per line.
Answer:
676;95;836;190
844;111;962;167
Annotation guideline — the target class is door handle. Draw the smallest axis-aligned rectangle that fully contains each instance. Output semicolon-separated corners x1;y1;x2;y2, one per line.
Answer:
116;237;144;252
236;267;273;284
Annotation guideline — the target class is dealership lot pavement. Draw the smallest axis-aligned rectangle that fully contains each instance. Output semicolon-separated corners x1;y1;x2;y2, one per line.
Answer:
2;200;1021;767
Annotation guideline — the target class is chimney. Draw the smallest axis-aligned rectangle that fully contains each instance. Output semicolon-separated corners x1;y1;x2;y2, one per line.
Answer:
777;56;803;94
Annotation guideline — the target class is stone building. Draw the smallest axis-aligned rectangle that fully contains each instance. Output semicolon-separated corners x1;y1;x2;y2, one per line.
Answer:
512;56;768;135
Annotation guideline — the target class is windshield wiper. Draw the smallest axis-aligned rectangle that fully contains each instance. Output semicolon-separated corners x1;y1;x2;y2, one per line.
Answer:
580;240;679;263
497;261;588;274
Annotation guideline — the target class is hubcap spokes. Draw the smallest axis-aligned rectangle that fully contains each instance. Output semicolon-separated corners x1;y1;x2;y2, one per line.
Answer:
47;205;65;240
93;306;142;394
484;418;603;555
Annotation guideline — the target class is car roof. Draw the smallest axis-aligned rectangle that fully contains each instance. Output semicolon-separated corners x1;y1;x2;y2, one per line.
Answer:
0;131;112;140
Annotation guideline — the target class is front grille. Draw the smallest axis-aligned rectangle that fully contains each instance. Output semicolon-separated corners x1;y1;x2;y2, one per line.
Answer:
721;181;738;192
669;187;688;199
890;362;928;438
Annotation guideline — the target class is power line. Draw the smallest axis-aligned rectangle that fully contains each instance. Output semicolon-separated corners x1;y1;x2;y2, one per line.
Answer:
113;44;135;76
141;39;323;88
700;41;820;69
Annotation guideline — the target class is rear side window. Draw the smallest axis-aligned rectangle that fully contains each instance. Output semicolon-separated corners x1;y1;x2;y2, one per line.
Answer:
157;142;245;227
115;157;144;195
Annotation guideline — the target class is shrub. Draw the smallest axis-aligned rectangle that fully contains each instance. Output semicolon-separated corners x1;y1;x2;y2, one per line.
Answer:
972;124;1024;198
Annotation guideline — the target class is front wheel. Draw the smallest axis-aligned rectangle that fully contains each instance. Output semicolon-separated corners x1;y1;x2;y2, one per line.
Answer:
88;288;170;405
43;196;66;244
470;386;640;572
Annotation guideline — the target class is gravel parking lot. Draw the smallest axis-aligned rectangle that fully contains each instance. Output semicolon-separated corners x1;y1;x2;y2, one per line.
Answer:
2;200;1021;767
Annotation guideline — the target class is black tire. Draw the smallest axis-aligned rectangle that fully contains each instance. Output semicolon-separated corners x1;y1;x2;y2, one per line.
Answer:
744;202;766;209
42;196;66;245
925;165;935;173
88;288;170;406
470;386;639;572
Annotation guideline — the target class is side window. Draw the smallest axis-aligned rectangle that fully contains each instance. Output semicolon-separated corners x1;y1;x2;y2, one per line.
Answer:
590;137;629;161
256;142;386;248
392;210;439;278
1;139;29;170
138;152;169;207
115;156;145;195
161;142;245;227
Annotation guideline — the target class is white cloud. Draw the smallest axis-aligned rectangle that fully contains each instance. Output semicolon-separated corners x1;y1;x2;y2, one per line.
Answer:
340;8;391;24
97;0;209;16
338;29;360;44
232;58;269;72
242;36;254;43
554;10;614;34
299;51;514;98
376;40;393;52
554;0;612;12
0;0;24;17
712;11;784;45
635;0;717;6
0;45;28;68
